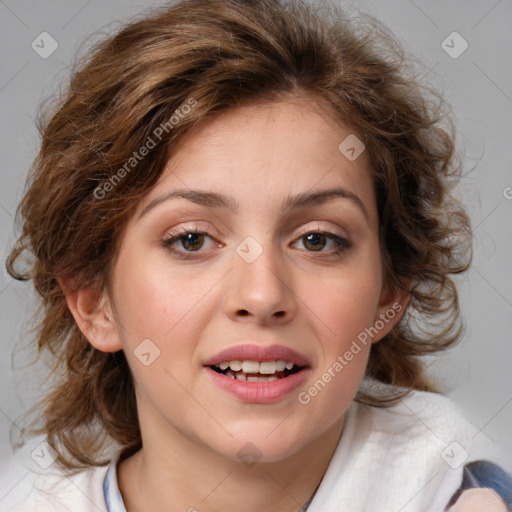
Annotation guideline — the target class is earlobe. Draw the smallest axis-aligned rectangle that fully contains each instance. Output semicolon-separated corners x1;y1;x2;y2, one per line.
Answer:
57;277;122;353
371;277;412;344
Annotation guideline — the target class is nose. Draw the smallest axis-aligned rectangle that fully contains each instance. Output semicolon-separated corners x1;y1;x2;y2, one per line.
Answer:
223;238;297;326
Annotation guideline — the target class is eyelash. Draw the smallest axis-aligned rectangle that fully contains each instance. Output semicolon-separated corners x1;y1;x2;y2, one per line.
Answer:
160;227;352;261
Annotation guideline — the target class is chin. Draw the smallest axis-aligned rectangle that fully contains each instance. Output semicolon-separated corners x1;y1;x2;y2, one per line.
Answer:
205;422;316;465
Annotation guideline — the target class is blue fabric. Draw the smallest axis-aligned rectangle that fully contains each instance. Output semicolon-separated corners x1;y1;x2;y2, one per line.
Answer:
447;460;512;510
103;455;127;512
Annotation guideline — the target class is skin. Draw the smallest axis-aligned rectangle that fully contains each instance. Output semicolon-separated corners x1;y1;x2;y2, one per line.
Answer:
448;488;508;512
63;98;410;512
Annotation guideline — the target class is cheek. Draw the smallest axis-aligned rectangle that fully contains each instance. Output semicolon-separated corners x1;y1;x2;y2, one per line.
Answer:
111;250;222;391
308;265;383;350
112;249;209;342
114;275;170;342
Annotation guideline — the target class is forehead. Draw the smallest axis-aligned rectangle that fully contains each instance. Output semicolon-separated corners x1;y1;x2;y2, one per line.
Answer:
137;98;377;227
172;98;367;166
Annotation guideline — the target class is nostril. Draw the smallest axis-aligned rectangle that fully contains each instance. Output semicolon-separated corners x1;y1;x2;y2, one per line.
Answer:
236;310;285;319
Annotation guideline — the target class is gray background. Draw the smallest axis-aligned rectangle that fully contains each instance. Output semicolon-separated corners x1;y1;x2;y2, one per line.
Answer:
1;0;511;505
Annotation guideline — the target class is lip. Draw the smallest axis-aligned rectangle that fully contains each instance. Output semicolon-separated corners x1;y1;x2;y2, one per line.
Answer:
203;343;311;367
203;343;311;404
204;366;311;403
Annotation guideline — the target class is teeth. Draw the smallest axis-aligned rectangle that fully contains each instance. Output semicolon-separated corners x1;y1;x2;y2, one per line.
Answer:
275;360;287;371
213;359;301;381
246;375;279;382
229;360;242;371
241;361;260;373
259;361;276;374
219;360;297;373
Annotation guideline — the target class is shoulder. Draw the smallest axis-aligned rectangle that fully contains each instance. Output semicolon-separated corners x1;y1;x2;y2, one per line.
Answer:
4;462;109;512
309;390;511;512
358;390;507;467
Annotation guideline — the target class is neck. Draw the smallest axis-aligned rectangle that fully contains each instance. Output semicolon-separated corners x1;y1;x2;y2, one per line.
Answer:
117;415;345;512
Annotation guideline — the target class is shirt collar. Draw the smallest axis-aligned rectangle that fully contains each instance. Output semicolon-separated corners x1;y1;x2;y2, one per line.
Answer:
103;453;127;512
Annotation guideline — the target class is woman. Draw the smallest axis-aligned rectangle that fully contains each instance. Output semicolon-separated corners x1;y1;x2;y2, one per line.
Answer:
5;0;510;510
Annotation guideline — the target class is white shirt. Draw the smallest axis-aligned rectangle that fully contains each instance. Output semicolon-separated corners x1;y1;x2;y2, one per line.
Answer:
4;390;511;511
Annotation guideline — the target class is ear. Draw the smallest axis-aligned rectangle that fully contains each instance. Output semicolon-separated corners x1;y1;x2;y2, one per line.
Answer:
370;276;412;344
58;277;122;353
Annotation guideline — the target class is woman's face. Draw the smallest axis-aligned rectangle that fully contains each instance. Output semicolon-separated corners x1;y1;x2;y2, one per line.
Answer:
105;99;407;462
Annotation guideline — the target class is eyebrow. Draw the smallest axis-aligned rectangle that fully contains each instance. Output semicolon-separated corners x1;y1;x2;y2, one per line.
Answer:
138;187;369;222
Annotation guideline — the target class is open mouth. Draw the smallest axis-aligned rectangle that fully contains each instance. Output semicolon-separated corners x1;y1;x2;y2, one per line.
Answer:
208;360;304;382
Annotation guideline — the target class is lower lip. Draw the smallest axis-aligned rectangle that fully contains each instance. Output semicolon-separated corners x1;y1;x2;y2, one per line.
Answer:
204;367;310;404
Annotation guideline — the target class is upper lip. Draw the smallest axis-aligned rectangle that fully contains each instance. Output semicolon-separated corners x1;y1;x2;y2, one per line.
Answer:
203;344;311;367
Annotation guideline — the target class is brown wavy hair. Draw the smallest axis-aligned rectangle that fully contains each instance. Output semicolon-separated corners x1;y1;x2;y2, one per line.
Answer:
6;0;472;470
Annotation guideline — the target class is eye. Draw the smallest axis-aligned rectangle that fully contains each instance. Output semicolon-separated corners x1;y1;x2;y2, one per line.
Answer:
161;229;220;259
161;228;352;261
294;231;352;255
